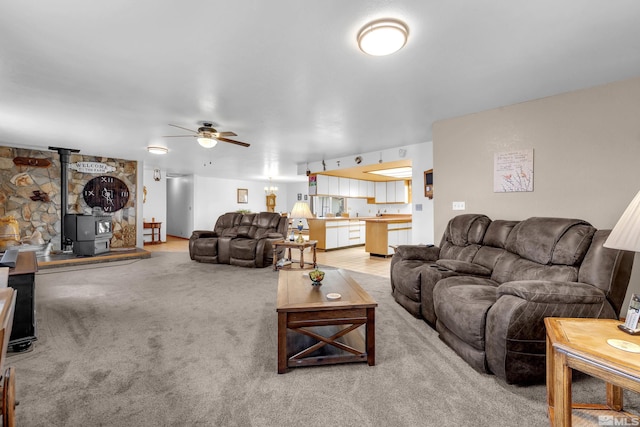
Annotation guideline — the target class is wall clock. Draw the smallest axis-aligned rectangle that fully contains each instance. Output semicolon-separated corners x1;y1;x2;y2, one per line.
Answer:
83;176;130;212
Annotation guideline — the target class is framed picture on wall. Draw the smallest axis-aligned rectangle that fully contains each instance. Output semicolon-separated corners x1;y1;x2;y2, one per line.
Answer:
237;188;248;204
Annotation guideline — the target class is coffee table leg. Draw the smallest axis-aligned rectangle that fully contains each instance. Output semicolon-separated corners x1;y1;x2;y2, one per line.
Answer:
278;312;287;374
300;248;304;269
312;245;317;268
366;307;375;366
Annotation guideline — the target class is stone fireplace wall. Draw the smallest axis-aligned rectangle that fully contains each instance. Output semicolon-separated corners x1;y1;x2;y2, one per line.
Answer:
0;145;137;250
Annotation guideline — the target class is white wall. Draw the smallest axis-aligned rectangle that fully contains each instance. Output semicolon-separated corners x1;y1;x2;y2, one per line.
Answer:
410;141;435;245
142;168;167;242
192;175;289;231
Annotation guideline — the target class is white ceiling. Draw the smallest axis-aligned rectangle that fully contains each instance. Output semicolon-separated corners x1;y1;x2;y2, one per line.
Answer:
1;1;639;184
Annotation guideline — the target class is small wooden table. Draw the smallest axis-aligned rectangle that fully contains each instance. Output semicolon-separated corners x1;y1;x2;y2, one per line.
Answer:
545;317;640;426
143;221;162;245
276;269;377;374
272;240;317;271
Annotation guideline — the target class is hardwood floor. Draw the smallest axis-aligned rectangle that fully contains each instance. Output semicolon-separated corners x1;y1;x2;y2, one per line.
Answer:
147;236;391;278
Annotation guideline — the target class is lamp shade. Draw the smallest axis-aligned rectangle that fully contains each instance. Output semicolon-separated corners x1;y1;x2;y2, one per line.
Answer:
604;190;640;251
291;202;313;219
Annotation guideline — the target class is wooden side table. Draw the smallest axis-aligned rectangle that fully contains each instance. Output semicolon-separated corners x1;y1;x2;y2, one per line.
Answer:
272;240;318;271
545;317;640;426
143;221;162;245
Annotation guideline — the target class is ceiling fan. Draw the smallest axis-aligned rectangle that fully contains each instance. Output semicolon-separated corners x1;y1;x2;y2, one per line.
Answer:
164;123;250;148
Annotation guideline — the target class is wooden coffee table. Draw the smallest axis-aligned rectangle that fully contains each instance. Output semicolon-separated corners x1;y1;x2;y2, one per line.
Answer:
545;317;640;426
276;269;377;374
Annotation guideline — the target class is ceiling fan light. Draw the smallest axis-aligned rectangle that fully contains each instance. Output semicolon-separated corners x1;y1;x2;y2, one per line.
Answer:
197;137;218;148
147;146;168;155
358;19;409;56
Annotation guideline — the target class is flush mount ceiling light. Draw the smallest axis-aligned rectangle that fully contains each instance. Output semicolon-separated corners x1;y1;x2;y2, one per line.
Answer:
147;146;168;155
357;19;409;56
197;136;218;148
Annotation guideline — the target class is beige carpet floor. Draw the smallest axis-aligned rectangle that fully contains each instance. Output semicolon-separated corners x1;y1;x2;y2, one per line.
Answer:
7;252;639;426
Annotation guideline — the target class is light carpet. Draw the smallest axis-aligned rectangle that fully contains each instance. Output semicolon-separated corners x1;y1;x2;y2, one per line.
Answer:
8;252;639;426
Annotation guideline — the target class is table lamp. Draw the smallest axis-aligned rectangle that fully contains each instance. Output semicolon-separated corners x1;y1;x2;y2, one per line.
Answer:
290;202;313;243
604;189;640;335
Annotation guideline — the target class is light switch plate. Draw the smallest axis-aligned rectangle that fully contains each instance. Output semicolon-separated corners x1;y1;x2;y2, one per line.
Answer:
452;201;466;211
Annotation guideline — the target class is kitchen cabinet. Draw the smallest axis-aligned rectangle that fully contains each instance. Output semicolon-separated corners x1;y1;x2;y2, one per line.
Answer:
394;181;407;203
315;175;329;195
373;181;408;203
367;181;375;198
328;176;340;195
312;175;407;201
358;180;368;198
308;218;366;250
375;182;387;202
338;177;349;196
350;179;360;197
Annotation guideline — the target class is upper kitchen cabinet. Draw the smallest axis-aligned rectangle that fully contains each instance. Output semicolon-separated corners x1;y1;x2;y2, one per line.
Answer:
374;180;409;203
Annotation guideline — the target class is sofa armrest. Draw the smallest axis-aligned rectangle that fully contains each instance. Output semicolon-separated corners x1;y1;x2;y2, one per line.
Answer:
394;245;439;262
190;230;217;239
497;280;607;304
267;232;284;239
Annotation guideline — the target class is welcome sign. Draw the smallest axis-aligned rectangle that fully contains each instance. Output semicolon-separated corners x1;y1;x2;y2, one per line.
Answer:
69;162;116;174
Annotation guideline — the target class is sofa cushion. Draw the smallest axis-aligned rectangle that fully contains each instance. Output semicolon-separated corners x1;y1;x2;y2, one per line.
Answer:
505;217;594;265
230;238;258;260
497;280;608;304
482;220;518;248
435;259;491;276
444;214;491;246
472;246;506;271
394;245;439;262
439;243;481;262
491;252;578;284
391;262;424;303
213;212;242;235
434;276;499;351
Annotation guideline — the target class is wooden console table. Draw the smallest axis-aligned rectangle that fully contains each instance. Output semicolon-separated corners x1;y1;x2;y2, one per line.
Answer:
143;221;162;245
272;240;317;271
545;317;640;426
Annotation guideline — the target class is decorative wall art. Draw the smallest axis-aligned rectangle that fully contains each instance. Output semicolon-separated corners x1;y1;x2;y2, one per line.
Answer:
493;149;534;193
237;188;248;204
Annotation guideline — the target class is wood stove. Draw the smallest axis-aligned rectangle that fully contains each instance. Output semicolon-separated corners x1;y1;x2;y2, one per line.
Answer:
64;214;113;256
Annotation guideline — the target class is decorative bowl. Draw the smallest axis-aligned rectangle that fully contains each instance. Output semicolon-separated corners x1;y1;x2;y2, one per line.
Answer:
309;269;325;285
